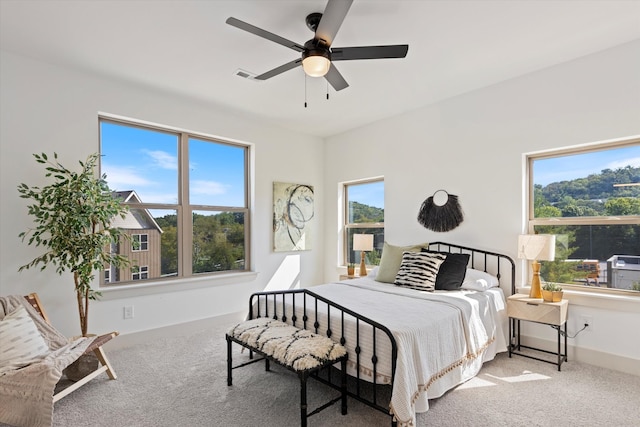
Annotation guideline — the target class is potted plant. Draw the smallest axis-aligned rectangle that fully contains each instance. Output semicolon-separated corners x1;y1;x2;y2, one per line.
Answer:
18;152;130;337
347;263;356;276
541;283;563;302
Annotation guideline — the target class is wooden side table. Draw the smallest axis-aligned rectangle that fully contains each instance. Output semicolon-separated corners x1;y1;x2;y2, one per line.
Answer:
507;294;568;371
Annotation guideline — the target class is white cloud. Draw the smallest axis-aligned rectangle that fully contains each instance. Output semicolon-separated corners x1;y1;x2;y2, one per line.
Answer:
606;156;640;170
102;164;153;190
191;180;228;196
143;150;177;170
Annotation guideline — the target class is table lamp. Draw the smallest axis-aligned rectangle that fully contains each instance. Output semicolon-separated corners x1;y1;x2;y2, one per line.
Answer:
518;234;556;298
353;234;374;277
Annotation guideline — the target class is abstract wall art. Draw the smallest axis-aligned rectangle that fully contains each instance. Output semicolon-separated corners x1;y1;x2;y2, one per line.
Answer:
273;182;314;252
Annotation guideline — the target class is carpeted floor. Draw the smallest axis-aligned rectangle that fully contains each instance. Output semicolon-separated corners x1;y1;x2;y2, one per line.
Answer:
12;320;640;427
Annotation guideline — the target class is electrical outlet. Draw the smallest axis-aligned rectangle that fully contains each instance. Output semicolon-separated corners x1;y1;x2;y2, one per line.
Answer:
579;315;593;332
123;305;134;320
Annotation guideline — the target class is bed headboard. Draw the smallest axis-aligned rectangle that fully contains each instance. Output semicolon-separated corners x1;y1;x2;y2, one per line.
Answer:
428;241;516;295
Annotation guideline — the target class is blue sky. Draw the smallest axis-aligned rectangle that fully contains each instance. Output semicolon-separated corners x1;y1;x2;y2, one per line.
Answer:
102;122;636;207
534;145;640;186
100;122;245;207
350;180;384;209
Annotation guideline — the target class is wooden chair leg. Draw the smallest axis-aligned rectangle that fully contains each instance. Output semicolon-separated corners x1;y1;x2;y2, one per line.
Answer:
93;346;117;380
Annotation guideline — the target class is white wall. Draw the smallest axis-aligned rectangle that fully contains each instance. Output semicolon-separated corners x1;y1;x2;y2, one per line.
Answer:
2;39;639;374
0;50;324;337
323;40;640;373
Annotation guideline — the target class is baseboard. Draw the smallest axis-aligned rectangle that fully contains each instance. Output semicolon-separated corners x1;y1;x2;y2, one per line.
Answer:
103;311;245;351
521;336;640;376
102;315;639;377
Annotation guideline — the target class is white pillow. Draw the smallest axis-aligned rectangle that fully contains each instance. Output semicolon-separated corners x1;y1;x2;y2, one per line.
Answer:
0;305;49;375
367;266;379;278
460;268;499;291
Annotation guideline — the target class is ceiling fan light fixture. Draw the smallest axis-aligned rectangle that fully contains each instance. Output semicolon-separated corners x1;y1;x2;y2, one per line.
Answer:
302;47;331;77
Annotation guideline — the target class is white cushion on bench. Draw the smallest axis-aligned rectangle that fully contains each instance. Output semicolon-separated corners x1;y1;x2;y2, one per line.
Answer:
228;318;347;371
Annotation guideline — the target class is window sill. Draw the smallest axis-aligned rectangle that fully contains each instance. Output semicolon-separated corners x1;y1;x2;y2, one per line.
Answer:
98;271;259;300
517;286;640;312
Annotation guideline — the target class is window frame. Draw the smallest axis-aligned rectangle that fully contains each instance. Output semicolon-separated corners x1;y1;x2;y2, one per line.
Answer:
131;234;149;252
99;116;251;287
343;177;384;267
525;137;640;297
132;265;149;281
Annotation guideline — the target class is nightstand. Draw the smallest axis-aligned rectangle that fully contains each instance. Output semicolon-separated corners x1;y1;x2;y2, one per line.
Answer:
507;294;568;371
339;274;358;280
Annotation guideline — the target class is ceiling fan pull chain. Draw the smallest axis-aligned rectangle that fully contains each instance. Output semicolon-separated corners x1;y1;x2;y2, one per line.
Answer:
304;74;308;108
326;81;329;100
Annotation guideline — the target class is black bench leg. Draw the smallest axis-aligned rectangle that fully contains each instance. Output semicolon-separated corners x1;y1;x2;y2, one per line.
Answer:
340;359;347;415
300;373;308;427
226;336;233;386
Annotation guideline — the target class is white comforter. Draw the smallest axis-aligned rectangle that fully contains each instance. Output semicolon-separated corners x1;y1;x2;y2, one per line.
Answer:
306;278;508;427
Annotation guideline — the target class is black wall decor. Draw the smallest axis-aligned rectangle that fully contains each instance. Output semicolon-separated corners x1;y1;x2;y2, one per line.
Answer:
417;190;464;232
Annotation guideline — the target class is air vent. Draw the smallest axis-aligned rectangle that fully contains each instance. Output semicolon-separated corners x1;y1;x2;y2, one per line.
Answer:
234;69;258;80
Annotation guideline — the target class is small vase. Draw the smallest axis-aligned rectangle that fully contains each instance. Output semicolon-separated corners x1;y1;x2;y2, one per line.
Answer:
542;290;563;302
347;267;355;276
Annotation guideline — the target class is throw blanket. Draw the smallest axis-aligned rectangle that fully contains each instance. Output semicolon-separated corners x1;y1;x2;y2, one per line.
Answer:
311;281;495;427
0;295;96;427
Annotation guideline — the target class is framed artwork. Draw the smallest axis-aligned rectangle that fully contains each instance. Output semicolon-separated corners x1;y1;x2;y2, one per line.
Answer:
273;182;314;252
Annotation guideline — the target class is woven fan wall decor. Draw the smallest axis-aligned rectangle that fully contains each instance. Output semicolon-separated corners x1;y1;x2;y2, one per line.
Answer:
417;190;464;232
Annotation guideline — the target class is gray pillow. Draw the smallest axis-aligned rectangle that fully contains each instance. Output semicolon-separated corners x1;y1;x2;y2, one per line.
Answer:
375;241;428;283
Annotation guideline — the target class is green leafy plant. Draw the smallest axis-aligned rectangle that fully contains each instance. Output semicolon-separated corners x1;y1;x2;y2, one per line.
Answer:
542;282;563;292
18;152;130;336
347;263;356;269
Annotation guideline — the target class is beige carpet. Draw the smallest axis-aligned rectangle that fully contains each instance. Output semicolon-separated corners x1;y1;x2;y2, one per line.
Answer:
5;320;639;427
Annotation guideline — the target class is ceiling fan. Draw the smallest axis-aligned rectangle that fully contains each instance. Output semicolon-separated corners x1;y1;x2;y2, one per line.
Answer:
226;0;409;91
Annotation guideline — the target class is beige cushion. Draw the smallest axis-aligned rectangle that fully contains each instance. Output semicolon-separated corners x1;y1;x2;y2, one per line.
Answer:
0;305;49;375
375;241;428;283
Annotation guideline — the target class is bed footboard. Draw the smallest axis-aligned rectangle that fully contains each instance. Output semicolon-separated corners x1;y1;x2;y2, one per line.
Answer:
248;288;398;425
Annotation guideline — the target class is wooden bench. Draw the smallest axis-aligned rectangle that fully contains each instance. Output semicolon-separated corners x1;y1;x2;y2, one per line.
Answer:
226;317;348;427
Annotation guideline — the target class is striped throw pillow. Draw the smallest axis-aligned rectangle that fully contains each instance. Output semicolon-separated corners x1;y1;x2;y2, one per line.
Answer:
394;251;446;291
0;305;49;375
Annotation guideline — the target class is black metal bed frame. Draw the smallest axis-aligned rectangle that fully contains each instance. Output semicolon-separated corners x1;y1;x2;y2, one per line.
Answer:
244;242;515;426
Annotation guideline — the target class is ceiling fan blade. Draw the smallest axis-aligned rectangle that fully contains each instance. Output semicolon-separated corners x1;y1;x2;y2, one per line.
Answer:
324;64;349;91
331;45;409;61
254;58;302;80
315;0;353;46
226;17;304;52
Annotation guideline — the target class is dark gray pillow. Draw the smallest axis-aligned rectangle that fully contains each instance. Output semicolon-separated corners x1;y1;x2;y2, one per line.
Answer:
421;249;470;290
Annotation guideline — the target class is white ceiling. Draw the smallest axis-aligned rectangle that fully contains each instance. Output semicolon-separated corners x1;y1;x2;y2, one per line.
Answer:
2;0;639;138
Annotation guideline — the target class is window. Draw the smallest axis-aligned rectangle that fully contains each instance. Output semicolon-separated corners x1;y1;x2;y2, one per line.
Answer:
132;234;148;251
527;139;640;294
343;179;384;266
132;266;149;281
100;117;250;285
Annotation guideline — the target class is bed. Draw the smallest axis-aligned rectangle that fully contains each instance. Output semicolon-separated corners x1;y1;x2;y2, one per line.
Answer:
246;242;515;426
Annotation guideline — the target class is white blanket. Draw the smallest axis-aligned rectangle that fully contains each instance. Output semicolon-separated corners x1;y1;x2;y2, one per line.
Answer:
307;279;507;427
0;295;96;427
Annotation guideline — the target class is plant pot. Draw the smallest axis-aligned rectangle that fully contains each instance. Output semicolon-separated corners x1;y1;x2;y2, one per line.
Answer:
347;267;355;276
542;290;563;302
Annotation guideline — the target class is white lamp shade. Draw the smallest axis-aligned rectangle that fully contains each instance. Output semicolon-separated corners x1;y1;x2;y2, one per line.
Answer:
518;234;556;261
353;234;374;252
302;55;330;77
